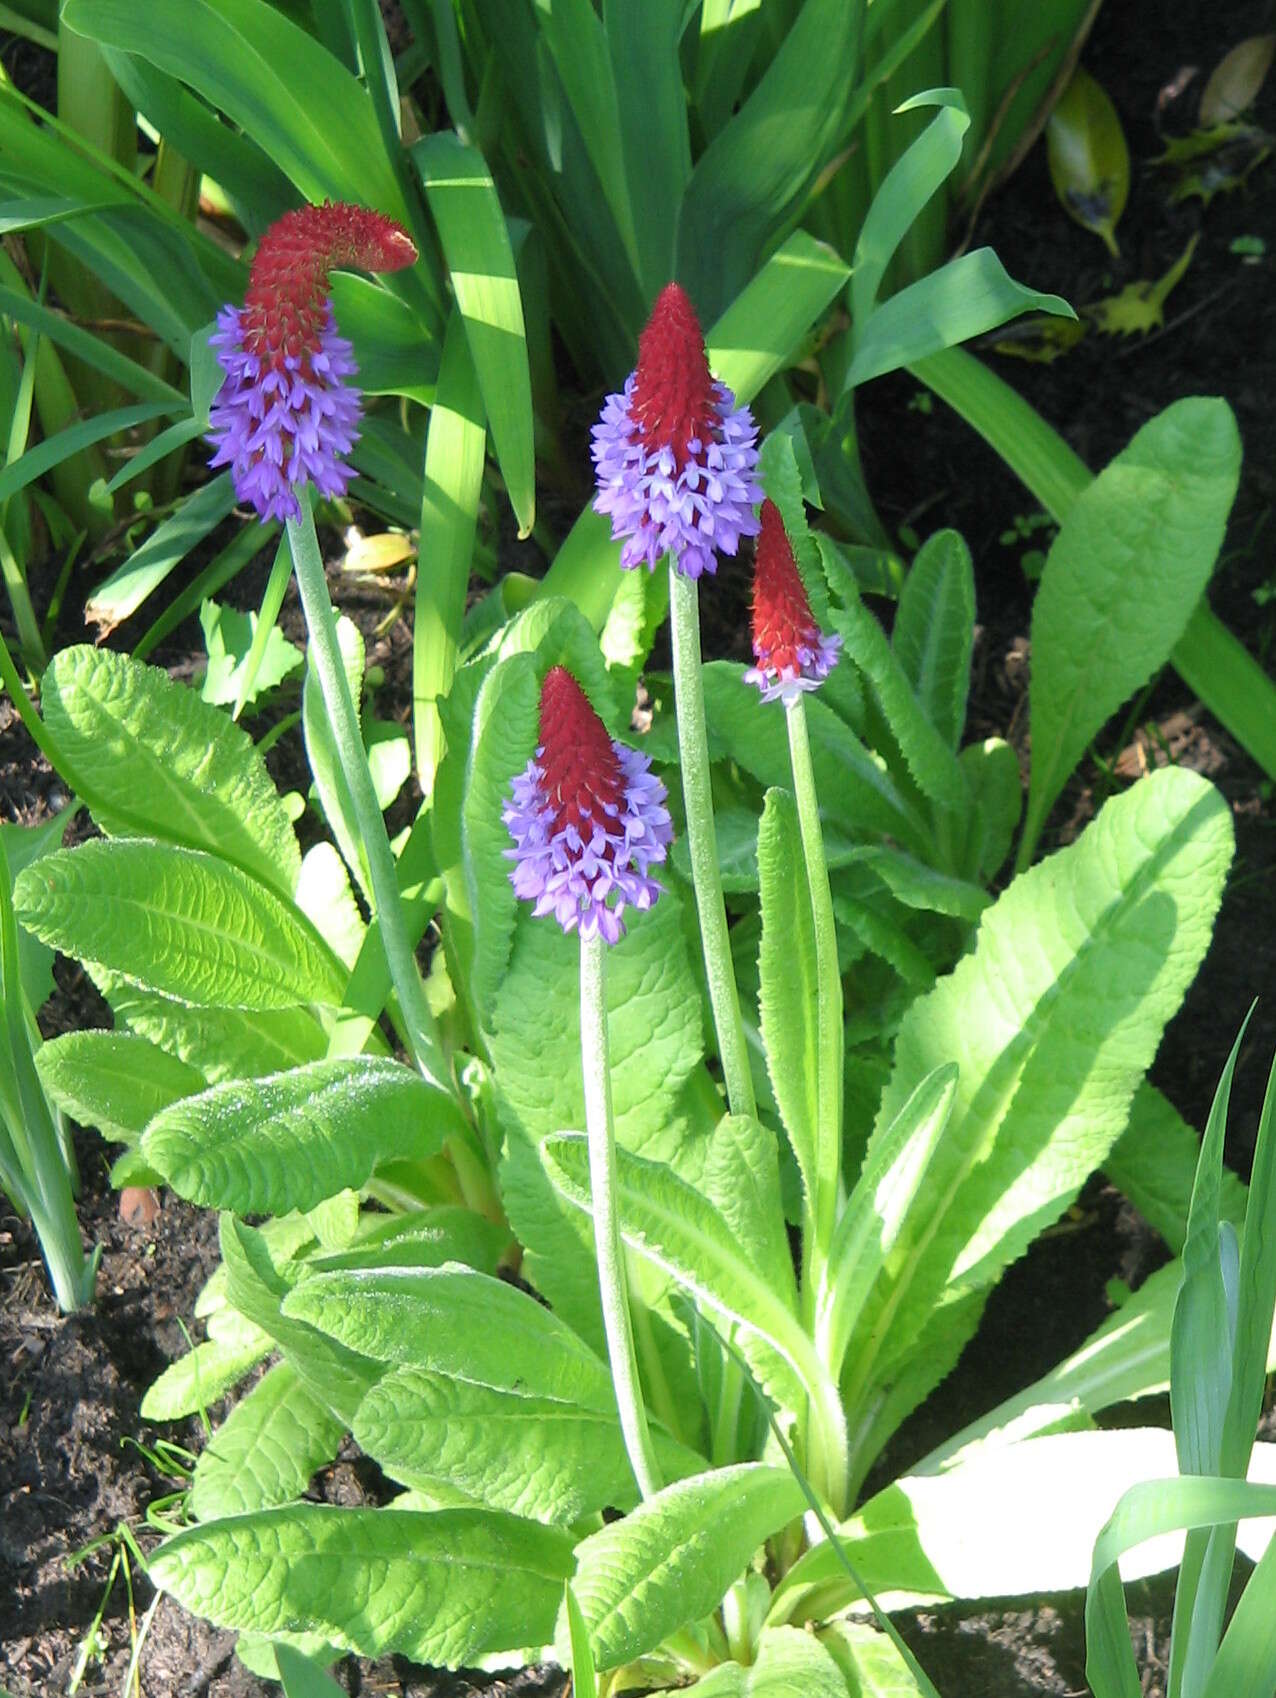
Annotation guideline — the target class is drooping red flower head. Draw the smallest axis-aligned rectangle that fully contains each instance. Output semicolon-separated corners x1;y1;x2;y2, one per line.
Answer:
503;666;672;945
591;282;762;578
746;500;841;705
239;203;417;371
208;201;417;522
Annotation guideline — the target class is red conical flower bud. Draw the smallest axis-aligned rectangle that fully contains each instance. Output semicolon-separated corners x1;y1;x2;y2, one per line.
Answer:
629;283;719;470
746;500;842;704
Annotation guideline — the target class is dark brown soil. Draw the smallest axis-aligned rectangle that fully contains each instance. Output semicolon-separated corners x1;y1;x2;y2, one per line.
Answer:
4;0;1276;1694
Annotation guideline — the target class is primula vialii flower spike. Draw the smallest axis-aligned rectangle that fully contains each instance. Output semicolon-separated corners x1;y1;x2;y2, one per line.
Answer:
591;281;763;579
503;666;672;945
208;202;417;523
746;499;842;704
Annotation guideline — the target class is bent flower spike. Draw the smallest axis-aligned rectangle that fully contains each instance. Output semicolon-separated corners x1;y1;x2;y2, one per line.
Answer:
746;499;842;704
591;282;763;579
208;202;417;522
504;666;672;945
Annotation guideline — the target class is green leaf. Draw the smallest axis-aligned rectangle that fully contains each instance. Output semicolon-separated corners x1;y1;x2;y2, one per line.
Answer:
817;537;967;809
354;1365;701;1524
565;1464;806;1669
0;282;186;405
36;1030;207;1144
1023;398;1241;862
955;737;1021;883
675;0;862;319
327;272;438;403
757;789;819;1206
605;0;689;298
817;1065;958;1379
1105;1084;1248;1256
491;889;706;1343
42;644;301;897
891;530;975;752
15;841;346;1010
844;768;1232;1459
275;1644;348;1698
691;1625;853;1698
99;976;327;1083
84;475;240;636
220;1215;377;1426
543;1133;819;1423
847;249;1075;390
149;1503;574;1665
413;132;534;537
1046;66;1129;256
199;599;302;709
62;0;406;219
701;1114;797;1320
772;1429;1276;1626
141;1312;272;1421
189;1361;345;1521
0;399;176;507
141;1058;463;1216
309;1206;509;1278
852;89;970;331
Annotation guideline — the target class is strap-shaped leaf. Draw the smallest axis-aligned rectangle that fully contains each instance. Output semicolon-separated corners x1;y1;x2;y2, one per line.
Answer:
757;789;819;1206
16;840;346;1010
414;132;535;537
189;1361;345;1521
149;1503;574;1666
220;1216;377;1427
283;1262;614;1409
42;644;300;897
1024;398;1241;861
36;1029;206;1143
353;1365;702;1525
564;1464;805;1669
846;766;1233;1420
141;1058;463;1216
543;1133;832;1434
891;529;975;753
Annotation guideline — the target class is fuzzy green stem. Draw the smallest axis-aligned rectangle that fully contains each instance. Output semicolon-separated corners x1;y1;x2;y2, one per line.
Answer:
786;697;843;1287
580;930;661;1501
668;567;755;1120
287;496;450;1094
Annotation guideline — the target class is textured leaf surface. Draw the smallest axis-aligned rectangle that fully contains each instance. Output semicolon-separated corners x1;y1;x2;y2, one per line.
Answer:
354;1365;701;1524
42;645;300;896
36;1030;206;1143
690;1625;852;1698
565;1465;805;1668
15;841;346;1009
491;891;706;1343
189;1362;345;1521
150;1504;574;1665
757;790;819;1203
99;976;327;1083
141;1313;272;1421
891;530;975;752
1106;1084;1248;1257
851;767;1232;1409
220;1217;377;1426
141;1058;461;1215
544;1134;812;1420
701;1115;795;1319
1026;399;1241;852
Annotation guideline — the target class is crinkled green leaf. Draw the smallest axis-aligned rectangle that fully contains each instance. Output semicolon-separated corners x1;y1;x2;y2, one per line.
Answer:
564;1465;805;1668
149;1503;574;1665
1024;398;1241;859
99;975;327;1083
42;644;300;897
36;1029;206;1144
189;1361;345;1521
757;788;819;1206
891;530;975;753
16;841;345;1010
141;1058;462;1216
141;1310;272;1421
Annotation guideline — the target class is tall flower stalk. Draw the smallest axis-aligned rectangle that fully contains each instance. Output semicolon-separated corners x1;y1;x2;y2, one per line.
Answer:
206;202;455;1112
504;665;672;1498
748;500;844;1284
592;283;762;1119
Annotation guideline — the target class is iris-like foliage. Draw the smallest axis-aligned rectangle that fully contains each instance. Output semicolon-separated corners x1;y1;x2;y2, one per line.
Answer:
504;665;672;944
592;283;762;579
208;203;417;522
